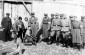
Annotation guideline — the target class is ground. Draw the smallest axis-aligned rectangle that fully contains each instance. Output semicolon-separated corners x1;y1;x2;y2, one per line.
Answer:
0;41;83;55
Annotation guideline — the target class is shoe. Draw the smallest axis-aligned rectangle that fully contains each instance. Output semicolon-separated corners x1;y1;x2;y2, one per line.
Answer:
47;41;52;45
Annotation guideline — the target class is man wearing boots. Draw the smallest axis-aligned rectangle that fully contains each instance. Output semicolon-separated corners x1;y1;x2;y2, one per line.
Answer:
61;14;71;47
50;13;61;45
47;14;55;44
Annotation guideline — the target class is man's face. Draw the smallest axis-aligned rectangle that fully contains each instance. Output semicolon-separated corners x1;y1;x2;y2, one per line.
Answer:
6;15;9;17
44;15;48;18
32;14;35;17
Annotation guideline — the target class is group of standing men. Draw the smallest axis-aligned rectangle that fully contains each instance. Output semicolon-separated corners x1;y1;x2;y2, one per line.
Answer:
37;13;85;51
1;12;85;51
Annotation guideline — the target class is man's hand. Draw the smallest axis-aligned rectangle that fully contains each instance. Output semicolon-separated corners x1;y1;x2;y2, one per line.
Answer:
10;29;13;32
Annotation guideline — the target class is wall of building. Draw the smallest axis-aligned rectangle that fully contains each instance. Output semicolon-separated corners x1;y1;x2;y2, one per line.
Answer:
32;1;84;26
0;2;2;27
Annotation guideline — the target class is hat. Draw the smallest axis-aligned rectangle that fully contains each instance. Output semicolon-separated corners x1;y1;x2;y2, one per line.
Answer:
31;12;35;15
44;13;48;16
6;13;10;15
60;14;64;17
51;14;54;16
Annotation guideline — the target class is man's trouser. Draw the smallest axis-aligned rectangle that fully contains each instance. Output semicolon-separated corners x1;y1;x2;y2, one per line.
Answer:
4;29;11;42
62;31;70;47
17;28;23;42
50;30;60;43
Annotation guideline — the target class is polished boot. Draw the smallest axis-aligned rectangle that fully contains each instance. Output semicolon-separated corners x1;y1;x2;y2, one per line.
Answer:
77;44;82;51
47;37;52;45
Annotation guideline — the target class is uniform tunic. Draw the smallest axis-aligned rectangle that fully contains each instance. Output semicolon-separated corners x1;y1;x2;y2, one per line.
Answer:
28;17;39;38
72;21;82;44
50;18;61;37
80;21;85;43
51;18;61;31
41;17;49;38
61;19;71;32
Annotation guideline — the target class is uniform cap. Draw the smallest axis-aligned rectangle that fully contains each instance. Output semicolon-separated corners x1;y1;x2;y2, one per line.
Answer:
69;15;73;18
6;13;10;15
51;14;54;16
31;12;35;15
60;14;64;17
44;13;48;16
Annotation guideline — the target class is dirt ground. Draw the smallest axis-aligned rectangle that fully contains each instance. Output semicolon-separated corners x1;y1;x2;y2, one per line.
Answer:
0;41;83;55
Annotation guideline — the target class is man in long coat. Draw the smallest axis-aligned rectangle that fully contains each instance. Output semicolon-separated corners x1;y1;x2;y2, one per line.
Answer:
41;14;49;42
28;12;39;44
50;13;61;45
1;13;12;42
71;16;82;50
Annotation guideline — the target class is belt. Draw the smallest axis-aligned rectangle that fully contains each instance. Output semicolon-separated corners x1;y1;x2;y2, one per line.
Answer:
61;26;69;27
73;28;80;29
54;25;60;26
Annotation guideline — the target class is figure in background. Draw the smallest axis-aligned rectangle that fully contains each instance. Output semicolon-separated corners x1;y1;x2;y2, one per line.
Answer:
1;13;12;42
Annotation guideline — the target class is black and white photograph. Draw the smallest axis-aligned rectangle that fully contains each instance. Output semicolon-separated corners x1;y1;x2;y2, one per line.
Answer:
0;0;85;55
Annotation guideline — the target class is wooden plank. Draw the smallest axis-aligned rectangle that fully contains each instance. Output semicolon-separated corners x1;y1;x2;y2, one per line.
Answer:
21;0;31;16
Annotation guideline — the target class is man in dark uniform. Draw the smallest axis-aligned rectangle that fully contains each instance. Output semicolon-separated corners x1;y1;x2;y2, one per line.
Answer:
1;13;12;42
50;13;61;45
28;12;39;44
61;14;71;47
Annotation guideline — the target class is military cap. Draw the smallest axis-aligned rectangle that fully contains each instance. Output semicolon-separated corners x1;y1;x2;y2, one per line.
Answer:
51;14;54;16
31;12;35;15
6;13;10;15
60;14;64;17
69;15;73;18
44;13;48;16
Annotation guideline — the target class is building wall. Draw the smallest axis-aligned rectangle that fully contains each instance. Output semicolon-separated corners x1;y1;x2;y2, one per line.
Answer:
4;3;32;24
32;2;83;26
0;3;2;27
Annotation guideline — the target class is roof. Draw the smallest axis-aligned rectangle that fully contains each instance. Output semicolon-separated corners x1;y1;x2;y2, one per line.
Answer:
0;0;32;4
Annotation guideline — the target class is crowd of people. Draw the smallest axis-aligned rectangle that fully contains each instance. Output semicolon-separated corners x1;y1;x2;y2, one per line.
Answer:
1;12;85;51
